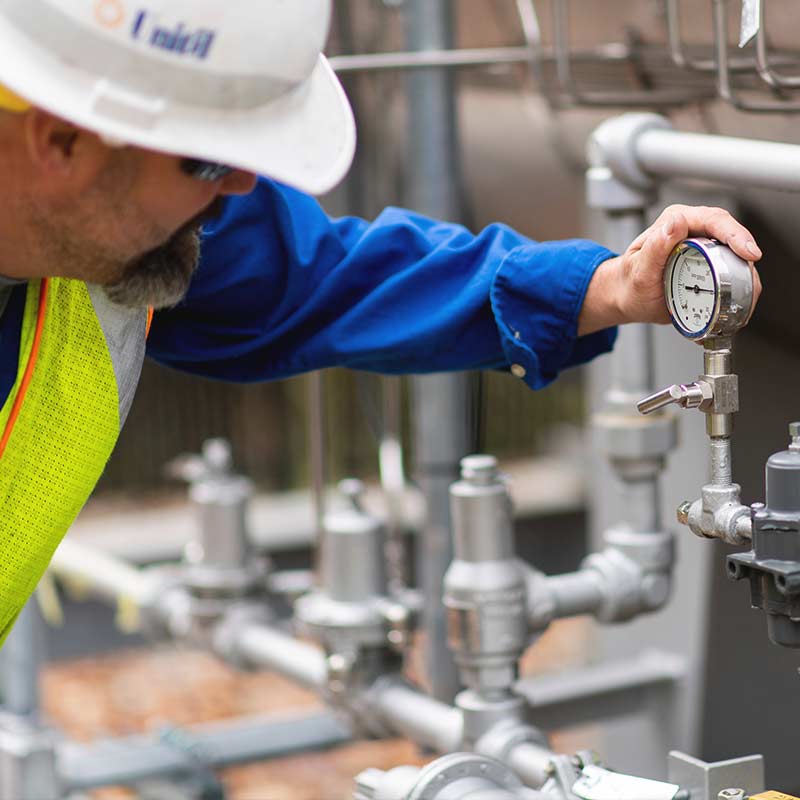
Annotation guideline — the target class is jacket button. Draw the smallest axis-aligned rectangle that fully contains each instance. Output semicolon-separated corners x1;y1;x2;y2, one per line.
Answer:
511;364;526;379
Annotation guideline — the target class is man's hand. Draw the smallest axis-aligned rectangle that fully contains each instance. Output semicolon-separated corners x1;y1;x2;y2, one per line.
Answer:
578;205;763;336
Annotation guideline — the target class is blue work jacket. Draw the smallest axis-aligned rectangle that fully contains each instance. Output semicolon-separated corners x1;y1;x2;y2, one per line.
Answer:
148;179;617;389
0;179;617;405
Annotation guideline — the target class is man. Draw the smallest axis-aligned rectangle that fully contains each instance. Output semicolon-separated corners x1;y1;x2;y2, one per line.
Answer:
0;0;761;644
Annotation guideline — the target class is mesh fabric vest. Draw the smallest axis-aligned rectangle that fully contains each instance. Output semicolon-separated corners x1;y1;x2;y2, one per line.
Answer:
0;279;147;644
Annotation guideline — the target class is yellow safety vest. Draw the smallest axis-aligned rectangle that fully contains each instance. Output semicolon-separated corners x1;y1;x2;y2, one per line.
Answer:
0;279;148;644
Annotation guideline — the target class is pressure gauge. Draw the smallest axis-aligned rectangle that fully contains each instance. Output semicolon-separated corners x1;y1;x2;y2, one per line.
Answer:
664;237;755;341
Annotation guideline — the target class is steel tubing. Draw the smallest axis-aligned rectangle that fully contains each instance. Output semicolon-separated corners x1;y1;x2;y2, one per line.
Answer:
544;570;605;621
367;678;463;753
504;741;556;789
595;207;663;536
709;437;733;487
59;712;351;792
1;602;43;718
226;623;328;691
329;44;629;75
49;538;156;608
407;0;466;704
635;128;800;192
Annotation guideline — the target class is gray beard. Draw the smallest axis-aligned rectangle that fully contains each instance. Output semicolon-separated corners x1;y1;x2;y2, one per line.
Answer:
102;226;201;310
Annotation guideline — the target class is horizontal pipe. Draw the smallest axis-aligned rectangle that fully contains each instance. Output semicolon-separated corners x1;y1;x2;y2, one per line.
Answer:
545;570;605;620
59;711;350;791
49;539;156;608
329;44;629;74
225;623;329;692
366;678;463;753
635;128;800;191
504;742;556;789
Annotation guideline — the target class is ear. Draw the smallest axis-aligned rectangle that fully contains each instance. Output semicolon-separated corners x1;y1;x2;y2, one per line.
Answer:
21;109;99;180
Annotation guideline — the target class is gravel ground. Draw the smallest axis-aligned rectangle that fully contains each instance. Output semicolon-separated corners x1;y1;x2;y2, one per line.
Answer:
41;619;590;800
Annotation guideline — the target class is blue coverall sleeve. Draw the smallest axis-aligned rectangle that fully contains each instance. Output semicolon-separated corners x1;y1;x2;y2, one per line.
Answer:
146;178;618;390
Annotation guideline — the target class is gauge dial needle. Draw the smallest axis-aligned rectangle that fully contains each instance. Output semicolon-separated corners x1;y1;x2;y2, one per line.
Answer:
685;285;715;294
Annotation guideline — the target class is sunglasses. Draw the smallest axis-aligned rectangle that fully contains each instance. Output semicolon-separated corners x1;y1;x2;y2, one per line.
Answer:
180;158;235;182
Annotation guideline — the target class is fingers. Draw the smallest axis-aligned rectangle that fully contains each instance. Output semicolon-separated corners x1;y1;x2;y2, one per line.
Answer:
653;205;762;262
637;208;689;270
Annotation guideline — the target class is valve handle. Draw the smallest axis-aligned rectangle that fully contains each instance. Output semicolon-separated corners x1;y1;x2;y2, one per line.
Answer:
637;382;707;415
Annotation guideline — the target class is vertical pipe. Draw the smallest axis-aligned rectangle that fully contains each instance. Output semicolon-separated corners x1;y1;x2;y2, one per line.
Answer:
405;0;468;703
308;371;327;578
596;210;661;536
381;376;406;591
1;600;42;718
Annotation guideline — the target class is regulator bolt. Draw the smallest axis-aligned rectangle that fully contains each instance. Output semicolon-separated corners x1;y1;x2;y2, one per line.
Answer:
677;501;692;525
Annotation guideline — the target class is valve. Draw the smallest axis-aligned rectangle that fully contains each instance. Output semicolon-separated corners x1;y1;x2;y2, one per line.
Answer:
637;238;756;545
444;455;530;694
637;381;712;415
163;439;272;630
295;478;412;714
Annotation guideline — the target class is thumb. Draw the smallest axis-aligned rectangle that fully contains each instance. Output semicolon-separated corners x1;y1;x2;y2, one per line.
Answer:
640;211;689;271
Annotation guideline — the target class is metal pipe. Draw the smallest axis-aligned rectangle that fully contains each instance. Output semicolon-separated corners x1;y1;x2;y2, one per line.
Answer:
308;371;326;543
59;711;351;792
380;376;407;591
543;570;605;620
611;324;655;401
406;0;466;704
49;539;155;608
504;742;556;789
550;0;710;108
331;46;537;73
600;213;661;534
592;200;664;536
329;44;633;76
755;0;800;89
712;0;800;113
224;623;328;691
709;438;733;486
367;678;463;753
634;127;800;191
664;0;755;73
1;602;42;718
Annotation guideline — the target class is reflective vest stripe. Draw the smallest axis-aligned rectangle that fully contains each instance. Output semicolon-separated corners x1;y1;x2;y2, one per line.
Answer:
0;278;49;460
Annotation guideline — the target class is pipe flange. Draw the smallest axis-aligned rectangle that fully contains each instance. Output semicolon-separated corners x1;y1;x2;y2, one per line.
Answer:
406;753;523;800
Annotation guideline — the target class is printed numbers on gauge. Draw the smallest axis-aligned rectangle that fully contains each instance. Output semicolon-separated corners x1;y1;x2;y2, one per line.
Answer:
668;248;717;335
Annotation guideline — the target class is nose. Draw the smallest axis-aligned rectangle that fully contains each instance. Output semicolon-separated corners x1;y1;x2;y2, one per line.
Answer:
219;169;258;196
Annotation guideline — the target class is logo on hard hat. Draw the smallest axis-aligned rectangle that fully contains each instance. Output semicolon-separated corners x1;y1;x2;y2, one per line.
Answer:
95;0;125;29
131;9;217;61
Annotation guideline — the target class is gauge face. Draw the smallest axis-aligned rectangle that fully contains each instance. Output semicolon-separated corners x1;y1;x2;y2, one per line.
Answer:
666;246;718;336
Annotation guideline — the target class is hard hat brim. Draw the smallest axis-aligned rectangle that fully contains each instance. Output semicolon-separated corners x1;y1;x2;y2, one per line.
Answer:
0;10;356;195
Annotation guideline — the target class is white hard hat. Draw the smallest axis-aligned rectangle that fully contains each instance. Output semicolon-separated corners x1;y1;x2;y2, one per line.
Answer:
0;0;356;194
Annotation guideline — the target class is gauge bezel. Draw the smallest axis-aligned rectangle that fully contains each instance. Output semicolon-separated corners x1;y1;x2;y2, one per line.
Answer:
664;237;754;341
665;240;720;339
